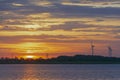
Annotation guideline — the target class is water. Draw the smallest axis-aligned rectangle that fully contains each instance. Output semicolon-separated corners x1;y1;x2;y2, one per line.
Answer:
0;64;120;80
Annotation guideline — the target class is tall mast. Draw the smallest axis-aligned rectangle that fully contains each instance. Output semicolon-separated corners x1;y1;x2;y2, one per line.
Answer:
91;41;95;56
108;46;112;57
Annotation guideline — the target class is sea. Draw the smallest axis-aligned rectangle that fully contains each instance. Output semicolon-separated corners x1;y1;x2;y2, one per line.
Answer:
0;64;120;80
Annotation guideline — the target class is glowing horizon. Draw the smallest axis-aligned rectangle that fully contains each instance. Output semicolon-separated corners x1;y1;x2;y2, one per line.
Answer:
0;0;120;58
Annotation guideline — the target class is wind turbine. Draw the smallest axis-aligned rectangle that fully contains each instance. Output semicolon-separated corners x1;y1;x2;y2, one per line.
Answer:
108;46;112;57
91;41;95;56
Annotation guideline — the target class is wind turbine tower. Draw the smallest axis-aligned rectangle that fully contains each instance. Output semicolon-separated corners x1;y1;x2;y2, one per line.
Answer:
91;41;95;56
108;46;112;57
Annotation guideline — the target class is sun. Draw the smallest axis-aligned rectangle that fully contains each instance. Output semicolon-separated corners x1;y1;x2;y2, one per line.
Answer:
26;55;34;59
23;55;37;59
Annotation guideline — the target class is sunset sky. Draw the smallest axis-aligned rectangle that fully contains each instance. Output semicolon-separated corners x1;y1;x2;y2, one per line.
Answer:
0;0;120;58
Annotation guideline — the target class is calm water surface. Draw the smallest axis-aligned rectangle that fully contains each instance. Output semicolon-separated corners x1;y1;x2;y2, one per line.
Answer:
0;64;120;80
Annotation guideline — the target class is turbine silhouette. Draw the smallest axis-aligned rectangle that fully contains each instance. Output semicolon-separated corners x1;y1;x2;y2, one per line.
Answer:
108;46;112;57
91;41;95;56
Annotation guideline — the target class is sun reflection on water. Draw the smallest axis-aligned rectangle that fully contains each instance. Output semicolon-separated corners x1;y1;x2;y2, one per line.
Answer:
21;65;40;80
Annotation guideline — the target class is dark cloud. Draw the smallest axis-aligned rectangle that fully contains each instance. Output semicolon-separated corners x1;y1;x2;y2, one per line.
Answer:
49;22;84;31
0;26;31;31
55;4;120;17
0;0;120;18
0;35;77;43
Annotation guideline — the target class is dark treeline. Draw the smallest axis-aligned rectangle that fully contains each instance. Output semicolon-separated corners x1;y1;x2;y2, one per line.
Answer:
0;55;120;64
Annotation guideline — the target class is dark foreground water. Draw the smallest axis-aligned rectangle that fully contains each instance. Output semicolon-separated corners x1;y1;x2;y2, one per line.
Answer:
0;64;120;80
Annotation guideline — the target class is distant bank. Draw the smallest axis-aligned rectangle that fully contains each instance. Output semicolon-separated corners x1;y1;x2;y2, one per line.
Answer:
0;55;120;64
